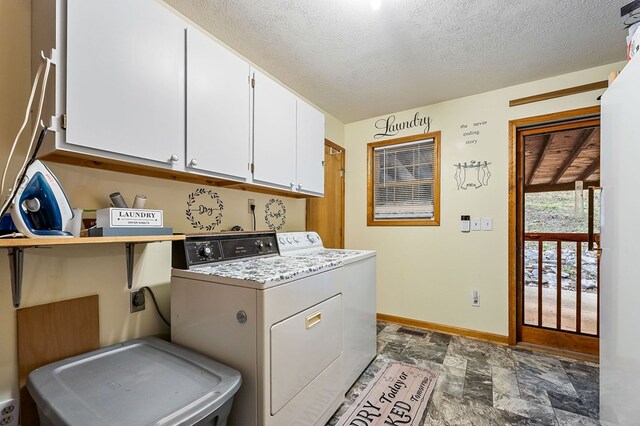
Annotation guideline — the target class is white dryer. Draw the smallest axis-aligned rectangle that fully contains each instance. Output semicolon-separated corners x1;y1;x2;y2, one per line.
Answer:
171;232;345;426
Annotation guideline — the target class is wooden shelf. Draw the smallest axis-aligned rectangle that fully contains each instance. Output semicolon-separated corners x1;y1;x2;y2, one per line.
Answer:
0;234;184;248
1;234;185;308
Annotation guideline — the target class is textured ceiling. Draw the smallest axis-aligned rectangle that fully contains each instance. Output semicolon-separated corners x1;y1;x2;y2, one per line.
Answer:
163;0;628;123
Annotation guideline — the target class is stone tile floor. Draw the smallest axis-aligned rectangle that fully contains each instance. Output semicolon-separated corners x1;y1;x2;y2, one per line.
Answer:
327;322;599;425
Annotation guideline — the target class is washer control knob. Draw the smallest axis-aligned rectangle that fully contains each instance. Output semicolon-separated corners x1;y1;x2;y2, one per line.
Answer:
293;237;300;243
199;245;213;257
307;234;316;243
278;237;286;245
255;241;264;251
287;237;293;243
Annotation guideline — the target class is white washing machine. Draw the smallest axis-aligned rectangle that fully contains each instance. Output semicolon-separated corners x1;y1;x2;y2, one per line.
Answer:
171;232;345;426
277;232;377;392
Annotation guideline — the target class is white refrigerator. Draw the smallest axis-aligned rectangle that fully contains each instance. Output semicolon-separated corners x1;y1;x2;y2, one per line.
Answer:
600;53;640;424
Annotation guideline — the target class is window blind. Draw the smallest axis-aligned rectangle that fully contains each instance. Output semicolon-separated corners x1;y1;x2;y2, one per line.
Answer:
373;138;435;219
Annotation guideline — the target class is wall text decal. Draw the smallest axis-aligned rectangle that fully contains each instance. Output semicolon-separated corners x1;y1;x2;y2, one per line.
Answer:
374;112;432;139
454;160;492;190
264;199;286;230
185;188;224;231
459;120;488;145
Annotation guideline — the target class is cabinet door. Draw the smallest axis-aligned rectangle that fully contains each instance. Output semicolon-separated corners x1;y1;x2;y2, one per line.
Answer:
66;0;184;165
252;69;296;190
296;99;325;195
186;27;251;181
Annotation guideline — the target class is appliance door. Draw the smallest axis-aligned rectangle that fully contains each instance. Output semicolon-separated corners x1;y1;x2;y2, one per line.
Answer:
270;294;342;414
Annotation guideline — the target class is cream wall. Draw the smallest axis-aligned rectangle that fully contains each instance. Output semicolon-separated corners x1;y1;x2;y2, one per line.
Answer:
344;61;625;337
325;113;346;147
0;2;344;402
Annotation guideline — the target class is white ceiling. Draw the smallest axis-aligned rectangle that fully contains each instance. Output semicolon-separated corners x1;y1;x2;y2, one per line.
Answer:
164;0;629;123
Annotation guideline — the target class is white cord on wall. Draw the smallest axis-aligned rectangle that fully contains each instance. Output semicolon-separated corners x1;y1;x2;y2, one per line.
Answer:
0;55;52;217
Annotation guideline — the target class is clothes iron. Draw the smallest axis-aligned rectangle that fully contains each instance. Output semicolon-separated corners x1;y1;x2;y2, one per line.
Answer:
9;160;73;238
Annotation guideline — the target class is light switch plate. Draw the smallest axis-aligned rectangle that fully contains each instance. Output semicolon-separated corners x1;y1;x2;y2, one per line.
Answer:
481;217;493;231
471;218;481;231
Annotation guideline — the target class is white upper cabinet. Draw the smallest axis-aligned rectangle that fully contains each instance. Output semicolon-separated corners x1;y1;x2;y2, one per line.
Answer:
186;27;251;181
251;69;297;190
296;99;325;195
65;0;185;165
39;0;325;196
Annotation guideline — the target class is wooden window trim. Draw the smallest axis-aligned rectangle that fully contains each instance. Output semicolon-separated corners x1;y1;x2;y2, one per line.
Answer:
367;131;441;226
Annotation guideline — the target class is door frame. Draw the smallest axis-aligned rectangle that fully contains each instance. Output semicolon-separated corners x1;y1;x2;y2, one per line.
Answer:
508;105;601;346
306;139;346;248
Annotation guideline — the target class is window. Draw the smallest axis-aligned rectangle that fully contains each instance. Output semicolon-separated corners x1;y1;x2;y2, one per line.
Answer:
367;132;440;226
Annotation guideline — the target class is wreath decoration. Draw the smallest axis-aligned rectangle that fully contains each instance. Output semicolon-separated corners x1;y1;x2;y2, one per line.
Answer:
185;188;224;231
264;198;286;230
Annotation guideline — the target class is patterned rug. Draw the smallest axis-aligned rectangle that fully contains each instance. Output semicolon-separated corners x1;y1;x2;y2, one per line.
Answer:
335;362;438;426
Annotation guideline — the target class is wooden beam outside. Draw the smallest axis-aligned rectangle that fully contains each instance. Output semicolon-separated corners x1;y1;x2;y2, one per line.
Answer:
550;128;597;185
578;157;600;182
525;180;600;193
509;81;608;107
526;134;553;186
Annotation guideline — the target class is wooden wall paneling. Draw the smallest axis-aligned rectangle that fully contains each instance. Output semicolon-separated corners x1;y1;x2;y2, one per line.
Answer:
17;295;100;426
526;134;552;186
577;157;601;182
550;128;597;185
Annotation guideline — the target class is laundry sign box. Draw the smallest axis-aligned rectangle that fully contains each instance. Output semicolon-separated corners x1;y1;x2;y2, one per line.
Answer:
96;208;163;228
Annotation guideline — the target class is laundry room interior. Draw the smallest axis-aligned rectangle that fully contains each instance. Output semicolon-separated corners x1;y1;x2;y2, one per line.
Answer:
1;0;639;425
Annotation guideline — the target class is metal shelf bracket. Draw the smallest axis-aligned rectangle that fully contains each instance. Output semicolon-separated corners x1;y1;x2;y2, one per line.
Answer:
2;237;180;308
5;243;137;308
8;248;25;308
125;242;136;289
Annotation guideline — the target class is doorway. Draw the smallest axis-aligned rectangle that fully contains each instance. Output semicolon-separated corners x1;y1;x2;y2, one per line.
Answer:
509;107;601;356
306;140;345;248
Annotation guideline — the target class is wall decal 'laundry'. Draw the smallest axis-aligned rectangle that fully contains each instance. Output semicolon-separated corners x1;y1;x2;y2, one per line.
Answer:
454;161;492;190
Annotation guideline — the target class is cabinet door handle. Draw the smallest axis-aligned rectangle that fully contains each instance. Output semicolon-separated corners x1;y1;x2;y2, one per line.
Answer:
305;311;322;329
190;158;198;166
290;182;295;188
170;154;179;162
297;183;303;190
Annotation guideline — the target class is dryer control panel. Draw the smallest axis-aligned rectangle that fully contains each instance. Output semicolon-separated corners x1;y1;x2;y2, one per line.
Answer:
172;231;278;269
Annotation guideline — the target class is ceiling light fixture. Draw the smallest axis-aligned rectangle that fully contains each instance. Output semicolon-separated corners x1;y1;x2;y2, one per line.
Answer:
371;0;381;11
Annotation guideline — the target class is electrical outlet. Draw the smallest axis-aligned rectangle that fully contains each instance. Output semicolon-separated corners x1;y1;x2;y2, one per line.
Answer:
130;290;145;313
471;218;481;231
248;199;256;214
0;399;18;426
472;290;480;307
